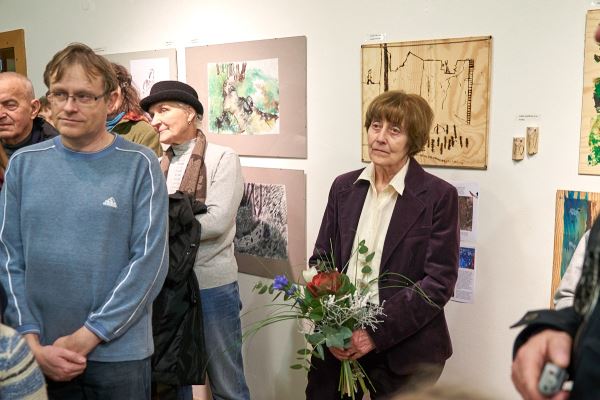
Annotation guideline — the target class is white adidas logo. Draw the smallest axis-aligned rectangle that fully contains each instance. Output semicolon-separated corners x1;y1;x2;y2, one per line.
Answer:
102;197;118;209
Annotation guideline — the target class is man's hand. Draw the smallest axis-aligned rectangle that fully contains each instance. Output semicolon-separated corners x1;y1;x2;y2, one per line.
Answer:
24;334;86;382
329;329;376;361
511;329;572;400
53;326;102;357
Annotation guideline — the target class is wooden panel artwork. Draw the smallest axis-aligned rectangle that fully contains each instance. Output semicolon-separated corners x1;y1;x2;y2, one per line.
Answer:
512;137;525;161
551;190;600;307
361;36;491;169
527;127;539;155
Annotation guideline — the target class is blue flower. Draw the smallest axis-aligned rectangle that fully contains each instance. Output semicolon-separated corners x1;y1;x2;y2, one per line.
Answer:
273;275;289;291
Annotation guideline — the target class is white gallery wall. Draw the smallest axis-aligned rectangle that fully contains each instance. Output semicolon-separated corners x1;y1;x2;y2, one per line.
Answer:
1;0;597;398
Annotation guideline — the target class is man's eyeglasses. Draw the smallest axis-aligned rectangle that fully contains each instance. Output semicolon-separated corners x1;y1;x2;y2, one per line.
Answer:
47;91;107;106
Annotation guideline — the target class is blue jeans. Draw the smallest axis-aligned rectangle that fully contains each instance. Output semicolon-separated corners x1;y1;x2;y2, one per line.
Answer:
47;357;151;400
200;282;250;400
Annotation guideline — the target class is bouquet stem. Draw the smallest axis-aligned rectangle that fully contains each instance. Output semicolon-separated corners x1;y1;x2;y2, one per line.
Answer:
338;359;371;399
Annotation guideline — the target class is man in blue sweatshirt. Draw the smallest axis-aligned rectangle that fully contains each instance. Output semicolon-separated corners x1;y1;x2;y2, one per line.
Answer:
0;43;168;399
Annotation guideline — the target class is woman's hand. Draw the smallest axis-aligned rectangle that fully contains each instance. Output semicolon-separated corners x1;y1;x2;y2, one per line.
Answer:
330;329;376;361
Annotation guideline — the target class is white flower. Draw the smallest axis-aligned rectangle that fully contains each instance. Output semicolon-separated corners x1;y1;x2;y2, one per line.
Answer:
302;266;318;283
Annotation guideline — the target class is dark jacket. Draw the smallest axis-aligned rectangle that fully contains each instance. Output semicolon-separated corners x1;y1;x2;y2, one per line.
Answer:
513;218;600;399
152;191;206;385
3;117;58;158
0;118;58;191
309;158;460;373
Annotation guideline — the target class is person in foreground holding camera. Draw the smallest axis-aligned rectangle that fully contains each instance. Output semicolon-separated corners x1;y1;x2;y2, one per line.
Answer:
512;23;600;400
511;216;600;400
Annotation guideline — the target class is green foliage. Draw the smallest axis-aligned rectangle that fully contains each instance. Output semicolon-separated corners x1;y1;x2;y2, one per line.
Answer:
309;306;324;322
322;325;352;349
244;238;440;399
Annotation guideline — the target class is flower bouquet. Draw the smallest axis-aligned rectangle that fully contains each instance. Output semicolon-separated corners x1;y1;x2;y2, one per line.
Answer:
245;240;438;399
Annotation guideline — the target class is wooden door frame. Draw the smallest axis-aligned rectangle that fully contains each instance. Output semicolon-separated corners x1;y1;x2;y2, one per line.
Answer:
0;29;26;76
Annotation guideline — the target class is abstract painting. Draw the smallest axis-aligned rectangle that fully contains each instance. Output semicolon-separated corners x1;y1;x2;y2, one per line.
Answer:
185;36;306;158
234;167;306;280
579;10;600;174
459;246;476;270
208;59;280;135
103;48;177;97
452;245;476;303
551;190;600;303
361;36;492;169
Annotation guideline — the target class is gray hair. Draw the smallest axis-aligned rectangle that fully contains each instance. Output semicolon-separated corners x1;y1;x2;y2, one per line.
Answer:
173;101;203;129
0;72;35;100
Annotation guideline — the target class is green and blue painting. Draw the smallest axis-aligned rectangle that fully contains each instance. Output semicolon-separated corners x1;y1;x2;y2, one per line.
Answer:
207;58;280;135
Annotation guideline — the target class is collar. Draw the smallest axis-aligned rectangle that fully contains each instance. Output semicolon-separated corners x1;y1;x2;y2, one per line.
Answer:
106;112;126;132
171;138;196;156
355;158;410;195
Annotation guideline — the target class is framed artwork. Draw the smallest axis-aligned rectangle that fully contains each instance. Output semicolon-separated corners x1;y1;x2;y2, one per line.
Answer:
234;167;306;280
0;29;26;75
185;36;307;158
361;36;492;169
450;181;480;243
551;190;600;303
579;10;600;175
103;49;178;98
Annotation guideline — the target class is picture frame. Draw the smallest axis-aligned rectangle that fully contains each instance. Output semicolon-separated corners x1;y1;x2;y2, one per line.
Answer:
234;167;306;281
551;190;600;305
361;36;492;169
185;36;307;158
103;48;178;98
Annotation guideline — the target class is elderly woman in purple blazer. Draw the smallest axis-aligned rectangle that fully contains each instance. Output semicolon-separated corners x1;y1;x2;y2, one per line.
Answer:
306;91;460;400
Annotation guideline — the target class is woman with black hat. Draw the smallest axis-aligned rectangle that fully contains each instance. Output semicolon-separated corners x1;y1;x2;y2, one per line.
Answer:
141;81;250;400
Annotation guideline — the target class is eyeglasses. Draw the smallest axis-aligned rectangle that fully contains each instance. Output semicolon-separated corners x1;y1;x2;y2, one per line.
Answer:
47;91;107;106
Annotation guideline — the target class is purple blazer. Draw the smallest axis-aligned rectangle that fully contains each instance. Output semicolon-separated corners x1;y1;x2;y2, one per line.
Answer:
310;158;459;373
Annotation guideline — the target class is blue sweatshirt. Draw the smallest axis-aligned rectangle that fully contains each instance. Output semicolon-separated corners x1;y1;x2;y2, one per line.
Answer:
0;135;168;362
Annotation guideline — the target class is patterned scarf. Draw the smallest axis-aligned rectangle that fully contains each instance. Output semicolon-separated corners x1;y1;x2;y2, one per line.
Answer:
160;130;207;203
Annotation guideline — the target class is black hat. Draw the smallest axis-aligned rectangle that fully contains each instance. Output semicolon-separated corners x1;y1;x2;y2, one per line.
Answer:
140;80;204;115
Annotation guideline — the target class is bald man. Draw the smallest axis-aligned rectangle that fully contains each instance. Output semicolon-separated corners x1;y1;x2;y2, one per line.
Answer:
0;72;58;161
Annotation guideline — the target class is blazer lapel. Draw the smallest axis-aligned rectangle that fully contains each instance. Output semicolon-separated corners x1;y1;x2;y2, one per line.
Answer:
338;180;369;267
381;160;428;269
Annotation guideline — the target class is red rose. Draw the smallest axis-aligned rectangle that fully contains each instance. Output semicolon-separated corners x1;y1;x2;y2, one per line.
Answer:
307;271;343;297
